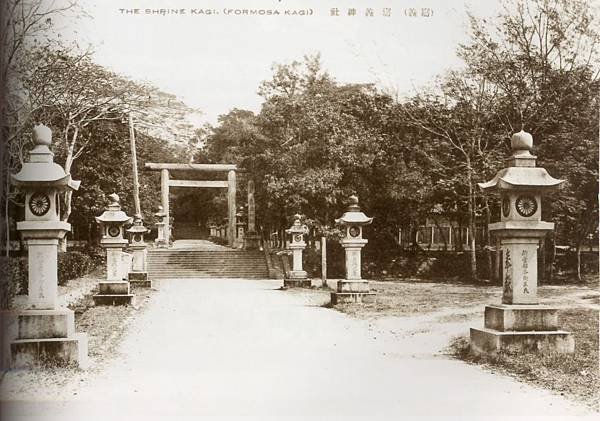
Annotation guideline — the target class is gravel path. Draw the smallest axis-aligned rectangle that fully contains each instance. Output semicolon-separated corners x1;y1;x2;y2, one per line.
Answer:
2;278;595;420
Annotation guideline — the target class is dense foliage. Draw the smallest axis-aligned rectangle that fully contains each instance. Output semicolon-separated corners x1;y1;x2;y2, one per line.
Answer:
198;0;599;280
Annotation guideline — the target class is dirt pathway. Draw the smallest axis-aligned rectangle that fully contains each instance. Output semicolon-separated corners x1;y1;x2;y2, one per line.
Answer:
2;279;595;420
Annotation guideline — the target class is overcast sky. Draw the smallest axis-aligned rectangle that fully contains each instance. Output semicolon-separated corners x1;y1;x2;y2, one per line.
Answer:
62;0;502;126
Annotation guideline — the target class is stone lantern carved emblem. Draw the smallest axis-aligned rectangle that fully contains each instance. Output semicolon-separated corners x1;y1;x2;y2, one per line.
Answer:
501;195;510;217
471;130;574;355
29;192;51;216
515;195;537;217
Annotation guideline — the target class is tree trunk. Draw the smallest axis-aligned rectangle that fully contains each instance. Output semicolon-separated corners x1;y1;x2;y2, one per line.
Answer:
484;197;492;281
494;237;501;285
547;234;556;282
4;173;9;257
575;243;582;281
466;165;478;282
59;125;78;253
539;238;546;284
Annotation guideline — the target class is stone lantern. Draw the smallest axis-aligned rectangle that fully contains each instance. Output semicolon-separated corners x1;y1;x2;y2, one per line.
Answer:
283;214;310;288
154;206;168;248
470;130;574;354
9;124;88;368
127;214;150;286
330;195;375;304
94;193;135;305
235;211;245;248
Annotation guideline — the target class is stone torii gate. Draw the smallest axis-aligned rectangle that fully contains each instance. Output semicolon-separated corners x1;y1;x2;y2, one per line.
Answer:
145;163;238;247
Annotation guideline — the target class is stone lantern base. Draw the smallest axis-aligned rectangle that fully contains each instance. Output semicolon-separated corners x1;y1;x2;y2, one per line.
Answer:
243;232;261;250
6;309;89;369
330;280;376;304
470;304;574;354
128;271;151;288
283;270;310;288
93;281;135;306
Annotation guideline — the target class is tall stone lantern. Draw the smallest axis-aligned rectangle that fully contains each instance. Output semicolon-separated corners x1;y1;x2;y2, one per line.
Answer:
127;214;150;286
154;206;168;248
94;193;135;305
470;130;574;354
9;124;88;368
283;214;310;288
330;195;375;304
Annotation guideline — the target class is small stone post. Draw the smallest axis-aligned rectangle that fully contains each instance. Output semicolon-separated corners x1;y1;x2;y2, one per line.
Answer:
244;180;261;250
283;214;310;288
94;194;135;305
8;124;88;368
127;214;150;287
470;131;574;354
330;195;375;304
227;170;236;247
154;206;168;248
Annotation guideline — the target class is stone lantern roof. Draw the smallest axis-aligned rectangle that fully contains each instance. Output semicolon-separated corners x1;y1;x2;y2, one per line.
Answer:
335;195;373;226
127;214;148;234
12;125;80;191
95;193;133;224
286;214;307;234
478;130;564;193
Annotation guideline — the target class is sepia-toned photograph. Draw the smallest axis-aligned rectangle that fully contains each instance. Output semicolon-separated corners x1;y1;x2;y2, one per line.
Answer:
0;0;598;419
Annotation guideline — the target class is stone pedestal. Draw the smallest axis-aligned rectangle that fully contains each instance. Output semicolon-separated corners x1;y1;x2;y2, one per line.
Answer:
330;239;375;304
93;281;135;306
284;246;309;287
6;309;89;368
470;305;574;354
243;232;261;250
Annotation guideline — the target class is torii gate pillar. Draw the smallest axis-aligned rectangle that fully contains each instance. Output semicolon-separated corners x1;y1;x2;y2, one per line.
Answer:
160;169;170;244
227;170;236;247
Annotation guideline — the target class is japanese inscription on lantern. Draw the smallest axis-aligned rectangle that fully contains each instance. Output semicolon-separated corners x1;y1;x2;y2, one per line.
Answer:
521;249;530;294
504;249;513;297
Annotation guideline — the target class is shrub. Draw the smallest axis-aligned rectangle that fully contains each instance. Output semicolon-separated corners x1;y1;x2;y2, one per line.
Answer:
0;256;28;309
0;251;98;308
57;251;95;286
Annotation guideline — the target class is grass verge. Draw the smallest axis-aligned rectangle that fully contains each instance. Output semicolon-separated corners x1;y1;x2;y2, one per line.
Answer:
0;283;156;401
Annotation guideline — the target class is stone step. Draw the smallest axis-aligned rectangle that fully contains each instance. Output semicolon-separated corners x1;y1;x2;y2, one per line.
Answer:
147;249;268;279
93;294;135;306
11;332;88;369
15;309;75;340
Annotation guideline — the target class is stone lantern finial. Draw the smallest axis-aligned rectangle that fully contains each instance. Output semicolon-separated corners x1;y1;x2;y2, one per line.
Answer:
348;194;360;211
108;193;120;205
32;124;52;146
510;130;533;152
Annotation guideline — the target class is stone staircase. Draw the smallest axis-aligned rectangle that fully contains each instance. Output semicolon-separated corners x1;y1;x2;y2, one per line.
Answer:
147;248;269;279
